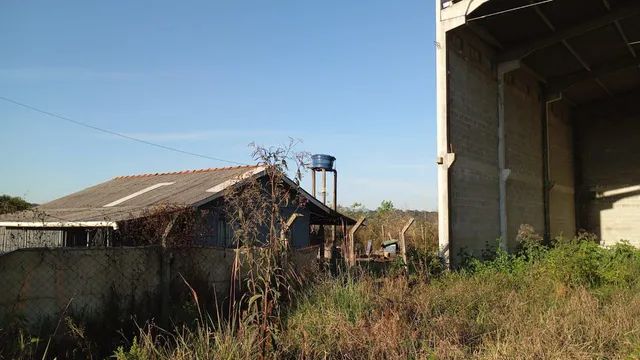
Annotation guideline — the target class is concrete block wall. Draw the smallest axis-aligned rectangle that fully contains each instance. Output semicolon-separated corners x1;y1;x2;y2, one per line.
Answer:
447;28;500;259
0;247;162;327
447;28;549;258
547;101;576;239
504;69;545;249
576;107;640;246
170;247;237;309
0;245;320;330
290;245;320;277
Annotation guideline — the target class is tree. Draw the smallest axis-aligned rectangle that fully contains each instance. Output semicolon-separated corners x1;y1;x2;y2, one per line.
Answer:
376;200;394;214
0;195;33;215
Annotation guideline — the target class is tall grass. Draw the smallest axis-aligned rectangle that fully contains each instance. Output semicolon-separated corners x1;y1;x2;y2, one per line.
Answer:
113;235;640;359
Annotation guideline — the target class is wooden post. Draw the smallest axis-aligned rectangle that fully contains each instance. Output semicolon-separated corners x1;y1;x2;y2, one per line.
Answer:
399;218;415;269
348;217;366;267
160;214;179;328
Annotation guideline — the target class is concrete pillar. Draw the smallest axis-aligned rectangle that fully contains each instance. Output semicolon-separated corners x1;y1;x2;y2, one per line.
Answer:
497;61;520;250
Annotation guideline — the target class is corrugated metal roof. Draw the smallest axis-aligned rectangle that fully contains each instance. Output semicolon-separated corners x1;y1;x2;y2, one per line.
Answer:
0;165;262;223
0;165;356;225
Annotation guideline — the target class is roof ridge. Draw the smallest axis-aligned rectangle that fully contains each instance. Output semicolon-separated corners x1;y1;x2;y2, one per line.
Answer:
113;164;259;179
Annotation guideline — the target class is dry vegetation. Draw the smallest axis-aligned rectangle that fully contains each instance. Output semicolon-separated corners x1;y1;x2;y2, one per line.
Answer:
108;231;640;360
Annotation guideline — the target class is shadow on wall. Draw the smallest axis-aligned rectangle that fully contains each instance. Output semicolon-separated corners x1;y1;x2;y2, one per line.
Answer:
579;185;640;246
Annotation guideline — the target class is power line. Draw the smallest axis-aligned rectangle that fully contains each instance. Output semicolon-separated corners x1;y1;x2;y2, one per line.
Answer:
466;0;554;22
0;96;247;166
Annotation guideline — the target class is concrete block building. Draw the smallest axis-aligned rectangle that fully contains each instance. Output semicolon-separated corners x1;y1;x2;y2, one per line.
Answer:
436;0;640;265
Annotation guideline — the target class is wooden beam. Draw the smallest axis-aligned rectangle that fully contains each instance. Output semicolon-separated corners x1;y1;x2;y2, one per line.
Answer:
547;55;640;93
498;2;640;62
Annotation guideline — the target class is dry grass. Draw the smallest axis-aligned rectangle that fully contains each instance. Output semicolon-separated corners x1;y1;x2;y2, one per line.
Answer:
105;238;640;359
275;238;640;359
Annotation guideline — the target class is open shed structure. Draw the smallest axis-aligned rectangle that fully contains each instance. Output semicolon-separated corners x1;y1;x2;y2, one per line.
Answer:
436;0;640;265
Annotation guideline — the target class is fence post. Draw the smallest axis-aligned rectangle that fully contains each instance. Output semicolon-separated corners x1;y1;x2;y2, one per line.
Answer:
399;218;415;270
348;217;366;267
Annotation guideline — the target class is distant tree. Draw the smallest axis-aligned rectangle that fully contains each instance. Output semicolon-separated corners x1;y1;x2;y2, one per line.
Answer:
376;200;395;214
0;195;34;215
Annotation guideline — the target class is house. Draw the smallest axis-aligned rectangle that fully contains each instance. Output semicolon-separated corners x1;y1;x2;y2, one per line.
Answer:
0;165;354;253
436;0;640;266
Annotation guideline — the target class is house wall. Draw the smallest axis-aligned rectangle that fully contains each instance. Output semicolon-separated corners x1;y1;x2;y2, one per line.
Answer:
283;206;311;249
197;189;313;249
0;227;113;253
0;227;64;253
576;105;640;246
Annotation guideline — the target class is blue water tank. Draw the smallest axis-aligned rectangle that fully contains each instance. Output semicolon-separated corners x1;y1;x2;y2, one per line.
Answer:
311;154;336;171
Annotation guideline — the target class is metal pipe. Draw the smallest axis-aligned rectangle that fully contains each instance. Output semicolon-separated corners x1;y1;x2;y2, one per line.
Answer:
543;93;564;242
321;169;327;205
498;69;509;250
332;170;337;211
542;97;552;242
311;170;316;198
332;170;337;251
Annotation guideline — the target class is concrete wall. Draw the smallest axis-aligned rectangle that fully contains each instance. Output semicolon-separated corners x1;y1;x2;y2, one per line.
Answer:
290;245;320;277
576;105;640;246
0;245;320;330
504;69;545;248
547;101;576;239
170;246;237;310
0;247;161;327
447;28;547;258
447;28;500;259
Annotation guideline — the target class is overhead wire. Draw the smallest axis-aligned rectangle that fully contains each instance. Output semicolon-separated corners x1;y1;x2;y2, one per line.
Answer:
0;96;248;166
467;0;554;22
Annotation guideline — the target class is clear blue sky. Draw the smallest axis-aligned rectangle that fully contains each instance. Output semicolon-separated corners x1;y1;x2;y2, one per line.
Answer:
0;0;436;210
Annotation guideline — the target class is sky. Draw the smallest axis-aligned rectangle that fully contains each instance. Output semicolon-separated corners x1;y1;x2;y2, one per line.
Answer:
0;0;437;211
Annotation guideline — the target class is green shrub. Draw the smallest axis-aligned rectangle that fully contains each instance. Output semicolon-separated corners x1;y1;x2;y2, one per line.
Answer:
113;337;149;360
